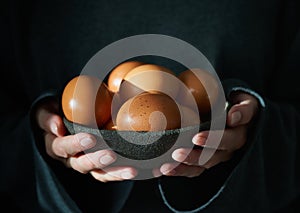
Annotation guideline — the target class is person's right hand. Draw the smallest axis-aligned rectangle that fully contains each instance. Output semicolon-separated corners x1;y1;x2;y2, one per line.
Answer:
35;98;137;182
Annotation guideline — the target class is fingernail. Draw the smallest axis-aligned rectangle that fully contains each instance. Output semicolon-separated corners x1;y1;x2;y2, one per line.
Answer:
231;111;242;126
99;155;115;165
161;169;176;176
161;165;176;175
50;123;58;135
192;134;206;145
152;169;163;178
172;151;188;162
121;171;135;179
80;137;95;148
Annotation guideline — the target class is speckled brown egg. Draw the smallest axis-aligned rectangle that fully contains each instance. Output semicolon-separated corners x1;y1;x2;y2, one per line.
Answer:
116;92;181;131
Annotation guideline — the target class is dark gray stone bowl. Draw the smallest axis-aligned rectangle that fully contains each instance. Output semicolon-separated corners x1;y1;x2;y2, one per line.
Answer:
63;118;213;160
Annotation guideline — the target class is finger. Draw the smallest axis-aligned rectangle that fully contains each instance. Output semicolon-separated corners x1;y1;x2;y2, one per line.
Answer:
227;93;258;127
192;126;247;151
37;108;66;137
44;133;61;160
45;132;96;158
172;148;201;165
172;148;232;168
191;130;223;150
152;168;163;178
218;126;247;151
90;167;138;182
67;150;117;174
160;162;205;178
202;150;232;169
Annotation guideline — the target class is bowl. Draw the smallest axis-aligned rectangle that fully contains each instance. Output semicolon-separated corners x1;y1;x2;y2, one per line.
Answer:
63;118;213;160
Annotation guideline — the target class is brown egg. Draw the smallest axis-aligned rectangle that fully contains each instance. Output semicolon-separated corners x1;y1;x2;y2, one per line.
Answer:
179;105;200;127
177;69;219;115
116;92;181;131
118;80;145;103
103;118;117;130
61;75;112;128
107;60;144;93
110;91;127;124
119;64;180;101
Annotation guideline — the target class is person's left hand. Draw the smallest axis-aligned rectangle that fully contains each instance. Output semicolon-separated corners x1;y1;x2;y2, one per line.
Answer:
159;91;259;177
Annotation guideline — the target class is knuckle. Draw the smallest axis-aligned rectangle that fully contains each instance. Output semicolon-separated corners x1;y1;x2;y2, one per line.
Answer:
69;158;87;174
46;136;63;157
77;155;98;173
52;141;68;158
80;157;95;171
68;158;81;173
183;150;201;166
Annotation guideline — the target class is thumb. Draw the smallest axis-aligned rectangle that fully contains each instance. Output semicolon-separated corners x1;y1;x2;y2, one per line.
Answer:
227;93;258;127
37;109;66;137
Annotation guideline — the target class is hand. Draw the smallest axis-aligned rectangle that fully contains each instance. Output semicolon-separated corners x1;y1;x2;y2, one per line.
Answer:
159;91;259;177
36;98;137;182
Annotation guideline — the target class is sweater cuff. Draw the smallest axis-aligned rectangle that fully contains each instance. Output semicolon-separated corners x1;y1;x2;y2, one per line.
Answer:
222;78;266;108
